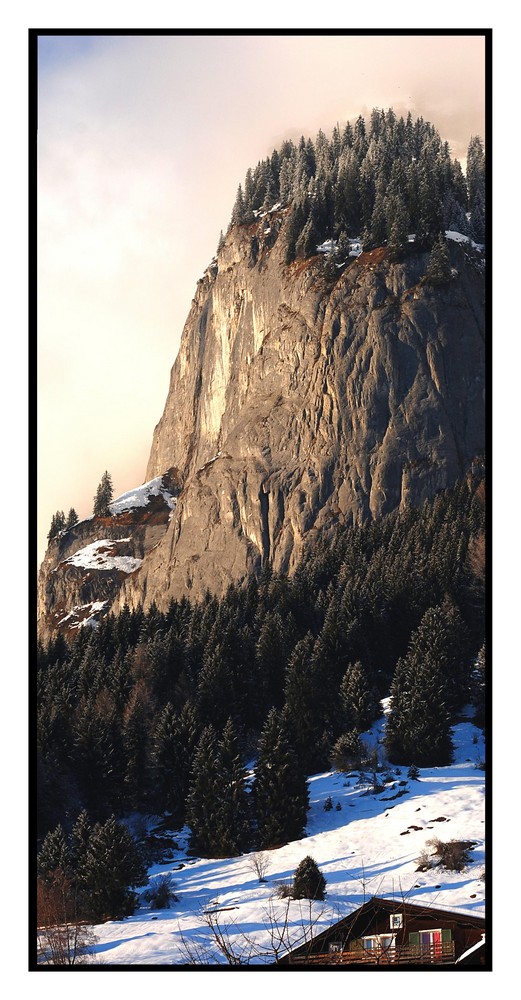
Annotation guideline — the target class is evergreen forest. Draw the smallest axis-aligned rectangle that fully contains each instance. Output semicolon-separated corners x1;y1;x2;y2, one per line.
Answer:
228;109;485;260
37;472;486;880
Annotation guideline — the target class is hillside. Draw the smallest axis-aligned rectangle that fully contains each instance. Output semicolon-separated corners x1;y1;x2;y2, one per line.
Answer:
77;704;485;965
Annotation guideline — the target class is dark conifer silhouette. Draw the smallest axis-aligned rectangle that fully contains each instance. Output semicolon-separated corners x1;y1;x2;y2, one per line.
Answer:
292;855;327;900
93;471;113;516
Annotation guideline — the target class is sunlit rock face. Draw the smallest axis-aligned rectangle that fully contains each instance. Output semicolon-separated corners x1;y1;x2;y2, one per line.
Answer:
38;210;485;636
117;212;485;612
37;473;180;641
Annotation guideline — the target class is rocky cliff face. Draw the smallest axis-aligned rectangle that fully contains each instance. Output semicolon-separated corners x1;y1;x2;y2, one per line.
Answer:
122;211;485;610
37;472;179;641
38;210;485;636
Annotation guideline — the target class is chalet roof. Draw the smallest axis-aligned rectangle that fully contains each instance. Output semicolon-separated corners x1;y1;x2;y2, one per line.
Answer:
284;895;486;961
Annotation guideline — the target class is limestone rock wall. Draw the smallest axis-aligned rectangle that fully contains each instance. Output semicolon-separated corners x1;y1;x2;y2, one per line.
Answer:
118;213;485;611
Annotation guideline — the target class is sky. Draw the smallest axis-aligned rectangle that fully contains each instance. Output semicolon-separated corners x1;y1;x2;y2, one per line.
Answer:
36;31;487;567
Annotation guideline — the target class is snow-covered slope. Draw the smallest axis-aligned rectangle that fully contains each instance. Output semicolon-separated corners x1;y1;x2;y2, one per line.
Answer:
85;708;486;966
109;476;178;516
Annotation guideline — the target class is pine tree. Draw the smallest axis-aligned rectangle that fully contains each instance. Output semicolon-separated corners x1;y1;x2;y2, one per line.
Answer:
72;690;122;816
196;642;236;732
284;633;331;773
93;471;113;517
292;855;326;900
79;815;147;922
471;643;486;730
37;824;71;883
253;708;309;849
466;136;486;242
151;700;199;820
70;809;92;872
284;200;307;264
330;730;366;772
255;610;292;713
185;726;222;856
65;508;79;530
122;684;152;810
387;196;409;261
48;510;66;541
214;718;252;856
384;606;456;766
425;235;452;284
294;212;320;259
339;660;379;732
231;184;250;227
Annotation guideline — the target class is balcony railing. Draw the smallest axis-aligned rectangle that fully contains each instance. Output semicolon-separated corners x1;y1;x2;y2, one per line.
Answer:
289;940;456;966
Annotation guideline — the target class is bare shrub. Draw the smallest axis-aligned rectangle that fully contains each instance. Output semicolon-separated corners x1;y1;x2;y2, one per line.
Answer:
274;882;293;899
415;848;433;872
37;871;96;965
427;837;476;872
141;874;178;909
247;852;271;883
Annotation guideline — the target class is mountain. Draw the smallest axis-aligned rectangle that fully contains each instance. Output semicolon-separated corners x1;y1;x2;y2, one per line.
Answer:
37;214;485;639
35;111;488;971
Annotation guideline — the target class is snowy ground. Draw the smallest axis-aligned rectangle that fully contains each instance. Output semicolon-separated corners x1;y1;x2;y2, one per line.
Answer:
61;538;143;574
85;707;486;967
109;476;177;516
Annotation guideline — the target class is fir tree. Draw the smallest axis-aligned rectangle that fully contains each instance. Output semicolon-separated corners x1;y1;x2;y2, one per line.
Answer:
48;511;66;541
471;643;486;731
330;730;366;772
185;726;222;856
196;642;236;732
339;660;379;733
384;606;457;766
65;508;79;530
37;824;71;883
387;196;409;261
121;684;152;810
79;815;147;922
253;708;309;849
425;235;452;284
93;471;113;517
231;184;251;227
466;136;486;242
214;718;252;856
70;809;92;872
72;690;122;816
254;610;292;712
292;855;326;900
151;700;199;820
294;212;320;259
284;633;331;773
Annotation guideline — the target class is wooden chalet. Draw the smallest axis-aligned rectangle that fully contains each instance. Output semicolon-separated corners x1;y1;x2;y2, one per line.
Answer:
280;896;486;968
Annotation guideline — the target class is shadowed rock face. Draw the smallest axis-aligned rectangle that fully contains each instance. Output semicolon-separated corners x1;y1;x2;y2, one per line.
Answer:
38;211;485;636
117;212;485;612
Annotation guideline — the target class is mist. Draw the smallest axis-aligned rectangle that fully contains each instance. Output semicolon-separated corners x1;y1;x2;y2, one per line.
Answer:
37;33;486;566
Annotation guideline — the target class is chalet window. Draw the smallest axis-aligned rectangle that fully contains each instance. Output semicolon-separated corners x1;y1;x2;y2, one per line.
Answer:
328;942;342;953
390;913;403;929
361;934;395;953
409;928;452;957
